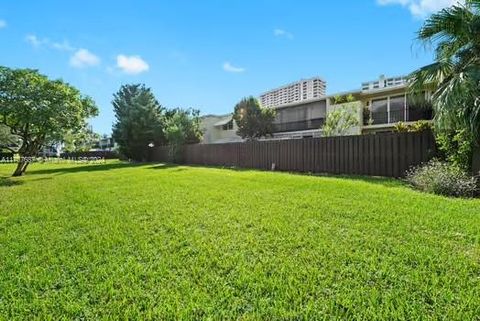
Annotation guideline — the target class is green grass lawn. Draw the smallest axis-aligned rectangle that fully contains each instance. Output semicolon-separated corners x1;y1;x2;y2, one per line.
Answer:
0;161;479;320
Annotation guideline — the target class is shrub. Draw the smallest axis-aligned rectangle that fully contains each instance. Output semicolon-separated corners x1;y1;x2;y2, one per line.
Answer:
406;159;478;198
436;128;474;171
410;120;433;132
394;122;410;132
394;120;432;133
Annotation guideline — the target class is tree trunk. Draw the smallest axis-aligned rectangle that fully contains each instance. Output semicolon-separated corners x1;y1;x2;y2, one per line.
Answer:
21;161;30;174
12;147;36;177
12;161;26;177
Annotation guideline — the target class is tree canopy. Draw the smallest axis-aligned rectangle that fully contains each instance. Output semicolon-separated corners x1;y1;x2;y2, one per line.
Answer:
63;127;101;153
112;84;202;162
0;66;98;176
232;97;276;140
165;108;202;162
112;84;166;161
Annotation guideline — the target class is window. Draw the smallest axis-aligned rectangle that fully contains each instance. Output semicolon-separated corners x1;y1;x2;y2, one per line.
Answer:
222;120;233;131
371;98;388;113
371;98;388;124
389;95;406;123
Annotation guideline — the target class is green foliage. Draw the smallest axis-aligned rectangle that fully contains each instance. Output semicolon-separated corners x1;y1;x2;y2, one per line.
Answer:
112;84;166;161
323;102;360;137
165;108;202;162
393;122;410;133
63;128;101;153
332;94;355;105
394;120;433;133
233;97;276;140
436;128;474;171
0;124;20;152
0;161;479;319
406;159;478;197
411;120;433;132
0;66;98;176
409;1;480;169
112;84;203;162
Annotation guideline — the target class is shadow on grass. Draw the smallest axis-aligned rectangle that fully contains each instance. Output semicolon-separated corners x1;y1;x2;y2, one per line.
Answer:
155;162;407;189
26;162;146;176
314;173;408;188
148;163;185;171
0;177;23;187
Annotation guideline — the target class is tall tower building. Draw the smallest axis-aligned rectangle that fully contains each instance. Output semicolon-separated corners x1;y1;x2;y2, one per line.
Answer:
259;77;326;108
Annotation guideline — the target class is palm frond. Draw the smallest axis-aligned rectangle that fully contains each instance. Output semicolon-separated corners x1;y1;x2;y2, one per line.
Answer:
466;0;480;11
418;4;473;43
409;61;454;92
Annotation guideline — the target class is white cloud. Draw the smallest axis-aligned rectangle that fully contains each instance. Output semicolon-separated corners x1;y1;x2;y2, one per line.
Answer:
0;20;6;29
116;54;149;74
69;49;100;68
25;34;47;47
273;28;294;39
377;0;464;17
25;34;75;52
222;62;245;73
52;40;75;52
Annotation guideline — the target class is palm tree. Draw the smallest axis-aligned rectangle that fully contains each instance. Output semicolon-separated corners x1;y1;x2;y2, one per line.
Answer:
409;0;480;143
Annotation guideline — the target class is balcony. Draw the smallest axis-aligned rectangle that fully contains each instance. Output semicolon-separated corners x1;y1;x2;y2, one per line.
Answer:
364;108;433;126
272;118;325;133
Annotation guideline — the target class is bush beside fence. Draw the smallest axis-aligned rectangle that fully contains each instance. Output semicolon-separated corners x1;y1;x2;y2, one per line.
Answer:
151;131;436;178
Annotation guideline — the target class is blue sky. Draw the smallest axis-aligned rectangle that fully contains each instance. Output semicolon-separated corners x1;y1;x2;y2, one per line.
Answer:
0;0;459;134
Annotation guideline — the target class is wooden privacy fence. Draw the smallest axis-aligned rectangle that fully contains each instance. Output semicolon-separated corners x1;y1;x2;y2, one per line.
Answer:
151;131;436;177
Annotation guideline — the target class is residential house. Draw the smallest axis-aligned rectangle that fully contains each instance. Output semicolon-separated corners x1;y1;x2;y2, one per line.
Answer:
359;75;433;134
200;114;243;144
92;136;116;151
200;74;433;144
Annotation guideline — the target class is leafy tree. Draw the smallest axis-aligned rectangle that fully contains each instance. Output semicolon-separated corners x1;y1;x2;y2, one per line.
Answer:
165;108;202;162
63;127;101;152
409;0;480;170
232;97;276;140
112;84;166;161
0;66;98;176
323;95;359;137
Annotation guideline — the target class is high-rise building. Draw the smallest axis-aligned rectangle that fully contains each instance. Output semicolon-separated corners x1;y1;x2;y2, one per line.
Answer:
259;77;326;108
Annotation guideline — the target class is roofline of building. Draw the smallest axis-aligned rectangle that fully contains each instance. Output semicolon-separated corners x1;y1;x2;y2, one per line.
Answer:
266;88;364;110
200;113;232;119
361;75;408;85
360;83;408;96
324;89;362;99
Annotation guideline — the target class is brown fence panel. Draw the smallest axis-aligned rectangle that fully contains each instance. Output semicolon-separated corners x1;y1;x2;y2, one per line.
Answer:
150;131;436;178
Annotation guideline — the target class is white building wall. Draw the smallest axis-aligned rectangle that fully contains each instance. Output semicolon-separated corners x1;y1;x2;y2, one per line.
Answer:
260;77;326;108
200;115;243;144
